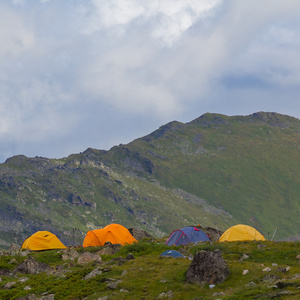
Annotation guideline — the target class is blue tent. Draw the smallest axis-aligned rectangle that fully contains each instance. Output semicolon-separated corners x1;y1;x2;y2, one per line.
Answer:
165;227;210;246
160;250;184;258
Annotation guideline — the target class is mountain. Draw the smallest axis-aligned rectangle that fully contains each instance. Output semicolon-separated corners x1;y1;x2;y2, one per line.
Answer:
0;112;299;248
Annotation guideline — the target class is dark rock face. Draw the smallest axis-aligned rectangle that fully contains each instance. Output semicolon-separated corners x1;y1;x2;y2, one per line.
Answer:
125;253;135;261
203;227;223;242
142;121;184;141
186;250;230;285
68;193;93;207
14;256;50;275
0;269;13;277
109;256;126;266
128;228;153;241
104;241;121;254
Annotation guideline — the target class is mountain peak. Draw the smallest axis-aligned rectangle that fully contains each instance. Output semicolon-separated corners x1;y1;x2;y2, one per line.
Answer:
248;111;299;123
189;111;299;128
188;113;230;127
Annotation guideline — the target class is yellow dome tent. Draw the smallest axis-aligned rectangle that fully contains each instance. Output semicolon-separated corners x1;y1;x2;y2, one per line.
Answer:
83;223;138;247
21;231;67;251
218;224;266;242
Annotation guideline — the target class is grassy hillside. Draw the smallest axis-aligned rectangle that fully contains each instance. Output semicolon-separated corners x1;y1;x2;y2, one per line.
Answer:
0;240;299;299
102;112;300;239
0;152;231;249
0;111;299;248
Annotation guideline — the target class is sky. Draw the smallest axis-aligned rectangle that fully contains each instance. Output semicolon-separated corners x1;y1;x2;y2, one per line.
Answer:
1;0;300;162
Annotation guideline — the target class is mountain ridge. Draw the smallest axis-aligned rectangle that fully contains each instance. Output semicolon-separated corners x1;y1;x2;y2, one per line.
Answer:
0;111;299;248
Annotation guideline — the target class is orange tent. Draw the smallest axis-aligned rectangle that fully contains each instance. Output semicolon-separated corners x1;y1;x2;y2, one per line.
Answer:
21;231;67;251
218;224;265;242
83;224;138;247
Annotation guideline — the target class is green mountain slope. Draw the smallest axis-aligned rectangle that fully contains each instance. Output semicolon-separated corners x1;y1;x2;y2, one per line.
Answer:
0;112;299;248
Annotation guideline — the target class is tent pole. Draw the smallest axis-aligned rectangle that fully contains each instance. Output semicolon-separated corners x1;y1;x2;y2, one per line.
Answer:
271;227;278;241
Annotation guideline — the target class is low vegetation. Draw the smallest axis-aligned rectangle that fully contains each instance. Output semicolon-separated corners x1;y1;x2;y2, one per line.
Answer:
0;239;299;299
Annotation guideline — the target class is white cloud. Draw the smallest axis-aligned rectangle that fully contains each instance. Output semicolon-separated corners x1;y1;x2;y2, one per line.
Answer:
77;0;223;116
206;2;300;92
177;1;300;95
11;0;25;5
0;77;77;141
81;0;222;44
1;0;300;161
0;5;35;58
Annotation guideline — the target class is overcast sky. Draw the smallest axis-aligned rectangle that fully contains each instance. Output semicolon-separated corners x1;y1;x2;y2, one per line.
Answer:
1;0;300;162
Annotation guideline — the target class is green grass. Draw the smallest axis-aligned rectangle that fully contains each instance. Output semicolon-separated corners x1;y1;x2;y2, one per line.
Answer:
0;240;299;299
0;255;24;271
31;250;65;266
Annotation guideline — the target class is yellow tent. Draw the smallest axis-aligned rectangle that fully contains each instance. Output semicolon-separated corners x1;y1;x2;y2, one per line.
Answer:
218;224;266;242
21;231;67;251
83;223;138;247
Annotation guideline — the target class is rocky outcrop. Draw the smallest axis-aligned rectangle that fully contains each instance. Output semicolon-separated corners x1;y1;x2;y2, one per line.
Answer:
14;256;51;275
203;227;223;242
128;228;153;241
248;111;297;128
96;242;121;255
186;250;230;284
83;268;102;280
61;248;79;261
77;252;102;265
189;113;231;127
68;193;94;208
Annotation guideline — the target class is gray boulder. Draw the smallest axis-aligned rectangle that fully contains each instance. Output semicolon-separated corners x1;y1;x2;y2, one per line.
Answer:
96;242;121;255
2;281;16;289
186;250;230;284
83;268;102;280
128;228;153;241
107;280;122;289
108;256;125;266
61;249;79;261
14;256;50;275
77;252;102;265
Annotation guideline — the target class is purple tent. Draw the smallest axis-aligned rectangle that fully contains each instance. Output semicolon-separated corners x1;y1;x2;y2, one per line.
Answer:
166;227;210;246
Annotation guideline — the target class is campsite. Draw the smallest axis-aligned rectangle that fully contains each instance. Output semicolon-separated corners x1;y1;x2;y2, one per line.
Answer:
1;1;300;297
0;223;299;299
